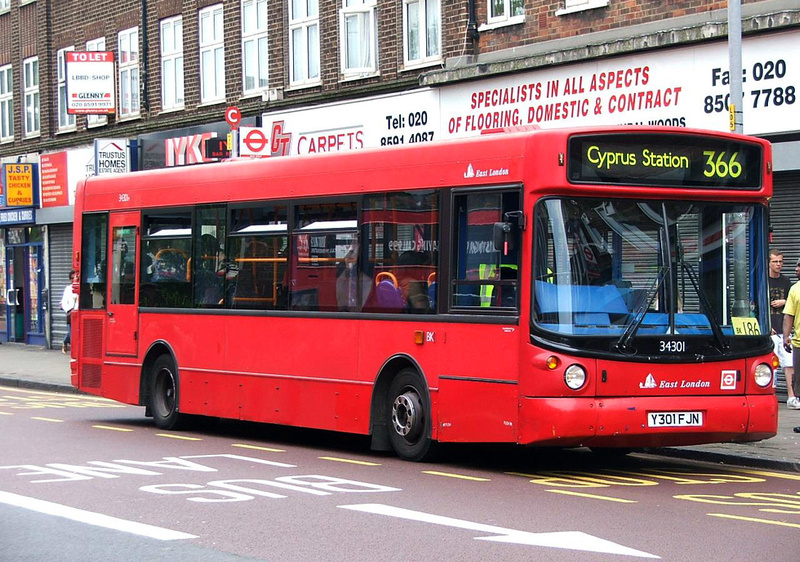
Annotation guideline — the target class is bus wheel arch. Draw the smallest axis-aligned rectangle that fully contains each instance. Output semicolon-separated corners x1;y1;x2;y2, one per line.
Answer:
370;356;435;462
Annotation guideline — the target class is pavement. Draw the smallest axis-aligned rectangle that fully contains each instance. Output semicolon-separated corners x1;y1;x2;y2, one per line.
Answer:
0;342;797;472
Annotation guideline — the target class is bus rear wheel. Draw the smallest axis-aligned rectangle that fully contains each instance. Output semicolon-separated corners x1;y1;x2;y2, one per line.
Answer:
150;354;184;430
387;369;435;462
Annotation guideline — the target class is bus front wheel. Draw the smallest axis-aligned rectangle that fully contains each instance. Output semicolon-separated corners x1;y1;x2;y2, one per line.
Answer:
150;354;184;430
387;369;435;462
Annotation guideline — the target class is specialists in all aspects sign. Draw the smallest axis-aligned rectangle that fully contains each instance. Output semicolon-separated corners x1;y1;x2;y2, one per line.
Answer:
66;51;116;115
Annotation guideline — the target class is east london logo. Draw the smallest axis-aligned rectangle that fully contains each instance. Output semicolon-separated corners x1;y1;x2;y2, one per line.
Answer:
464;164;510;179
639;373;711;389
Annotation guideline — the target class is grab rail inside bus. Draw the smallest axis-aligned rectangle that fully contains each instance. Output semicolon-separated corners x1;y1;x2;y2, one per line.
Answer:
375;271;398;287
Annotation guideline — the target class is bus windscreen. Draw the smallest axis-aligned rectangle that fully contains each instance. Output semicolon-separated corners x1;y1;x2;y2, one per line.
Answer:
567;133;763;189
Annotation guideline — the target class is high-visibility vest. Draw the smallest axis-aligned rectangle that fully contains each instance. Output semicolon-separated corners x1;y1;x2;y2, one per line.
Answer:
479;263;518;307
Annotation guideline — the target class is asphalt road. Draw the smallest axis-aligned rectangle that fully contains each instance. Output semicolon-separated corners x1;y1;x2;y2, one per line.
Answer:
1;386;798;561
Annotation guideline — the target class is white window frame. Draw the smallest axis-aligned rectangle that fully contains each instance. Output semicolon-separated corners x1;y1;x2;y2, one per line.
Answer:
556;0;610;17
160;16;184;111
0;64;13;142
0;0;10;13
118;27;140;119
339;0;378;78
242;0;269;95
480;0;524;30
199;4;225;104
57;46;76;132
289;0;320;88
23;56;39;137
402;0;441;69
86;37;108;127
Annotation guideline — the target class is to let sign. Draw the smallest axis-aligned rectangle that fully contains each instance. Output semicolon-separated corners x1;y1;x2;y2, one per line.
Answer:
66;51;116;115
2;163;37;207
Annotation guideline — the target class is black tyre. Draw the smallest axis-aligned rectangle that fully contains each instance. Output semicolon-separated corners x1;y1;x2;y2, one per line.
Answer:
387;369;435;461
150;354;184;430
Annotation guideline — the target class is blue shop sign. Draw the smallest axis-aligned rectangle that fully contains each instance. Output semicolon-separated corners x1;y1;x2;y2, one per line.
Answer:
0;207;36;225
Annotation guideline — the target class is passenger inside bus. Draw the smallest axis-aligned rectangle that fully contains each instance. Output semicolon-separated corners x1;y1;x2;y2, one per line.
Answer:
396;250;431;313
335;241;372;311
196;234;224;306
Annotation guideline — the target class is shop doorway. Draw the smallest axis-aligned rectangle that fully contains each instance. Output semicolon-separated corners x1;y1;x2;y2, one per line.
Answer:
2;227;45;345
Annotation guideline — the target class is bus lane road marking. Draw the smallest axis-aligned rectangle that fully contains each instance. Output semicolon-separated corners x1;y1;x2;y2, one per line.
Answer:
93;424;135;432
546;489;638;503
31;417;64;423
0;388;124;410
423;470;490;482
674;491;800;529
731;468;800;482
156;433;202;441
707;513;800;529
0;490;196;540
0;451;658;554
506;466;771;504
340;503;659;558
231;443;286;453
319;456;382;466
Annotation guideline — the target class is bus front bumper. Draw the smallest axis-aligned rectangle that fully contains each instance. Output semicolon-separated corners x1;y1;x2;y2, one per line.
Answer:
518;394;778;448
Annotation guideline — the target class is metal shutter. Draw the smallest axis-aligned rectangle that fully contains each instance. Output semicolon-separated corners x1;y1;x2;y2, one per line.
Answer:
768;171;800;398
49;224;73;350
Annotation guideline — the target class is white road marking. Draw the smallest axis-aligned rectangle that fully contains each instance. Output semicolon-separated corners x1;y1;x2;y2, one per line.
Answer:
0;490;197;540
340;503;659;559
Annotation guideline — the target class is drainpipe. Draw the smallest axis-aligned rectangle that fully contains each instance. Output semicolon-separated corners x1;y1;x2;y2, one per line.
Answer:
467;0;479;56
141;0;149;113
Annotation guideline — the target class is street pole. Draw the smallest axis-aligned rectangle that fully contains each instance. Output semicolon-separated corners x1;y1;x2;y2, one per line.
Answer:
728;0;743;134
728;1;748;318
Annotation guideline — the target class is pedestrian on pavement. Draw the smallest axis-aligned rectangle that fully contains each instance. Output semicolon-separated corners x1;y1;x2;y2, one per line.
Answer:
60;269;78;354
781;259;800;409
768;249;796;407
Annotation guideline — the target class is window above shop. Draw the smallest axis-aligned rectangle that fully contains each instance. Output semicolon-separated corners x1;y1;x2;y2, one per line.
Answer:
556;0;609;17
479;0;524;32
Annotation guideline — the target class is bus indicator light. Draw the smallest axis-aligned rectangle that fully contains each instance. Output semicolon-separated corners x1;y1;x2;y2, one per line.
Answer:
546;356;560;370
414;330;424;345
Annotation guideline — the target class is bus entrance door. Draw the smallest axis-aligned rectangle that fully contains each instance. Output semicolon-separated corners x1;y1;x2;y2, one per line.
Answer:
106;213;139;356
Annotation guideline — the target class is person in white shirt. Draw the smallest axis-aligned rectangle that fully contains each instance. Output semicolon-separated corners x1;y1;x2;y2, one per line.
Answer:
60;270;78;354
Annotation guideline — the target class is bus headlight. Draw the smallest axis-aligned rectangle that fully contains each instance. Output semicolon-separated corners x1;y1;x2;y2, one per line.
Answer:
754;363;773;388
564;364;587;390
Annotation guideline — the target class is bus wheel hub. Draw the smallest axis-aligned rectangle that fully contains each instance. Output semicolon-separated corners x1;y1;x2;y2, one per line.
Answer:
392;391;423;439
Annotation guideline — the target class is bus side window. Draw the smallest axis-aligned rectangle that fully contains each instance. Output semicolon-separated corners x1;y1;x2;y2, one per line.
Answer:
452;189;521;311
80;213;108;309
362;190;439;315
140;212;192;308
227;205;289;311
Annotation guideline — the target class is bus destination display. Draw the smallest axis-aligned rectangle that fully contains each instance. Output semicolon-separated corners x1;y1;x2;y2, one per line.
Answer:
568;133;763;189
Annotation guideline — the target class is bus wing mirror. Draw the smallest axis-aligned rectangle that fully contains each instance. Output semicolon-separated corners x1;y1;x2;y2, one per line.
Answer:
493;221;514;254
493;211;524;254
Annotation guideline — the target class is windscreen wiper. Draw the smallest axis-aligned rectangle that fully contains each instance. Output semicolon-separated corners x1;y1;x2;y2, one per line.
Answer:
679;260;728;352
614;265;669;354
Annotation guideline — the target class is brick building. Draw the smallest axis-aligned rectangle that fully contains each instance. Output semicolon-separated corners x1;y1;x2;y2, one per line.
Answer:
1;0;799;348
